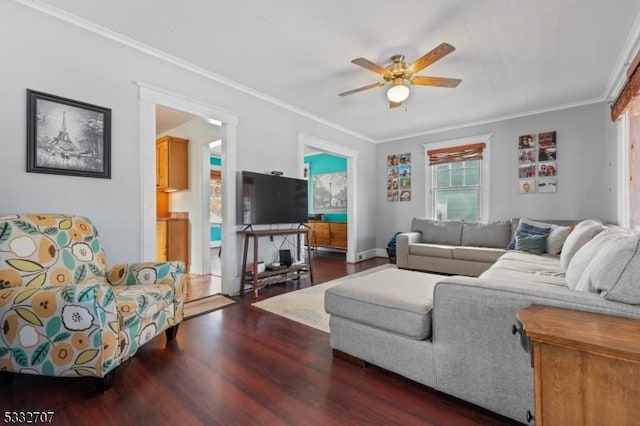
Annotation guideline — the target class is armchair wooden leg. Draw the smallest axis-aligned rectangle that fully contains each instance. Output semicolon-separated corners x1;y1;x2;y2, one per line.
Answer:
165;324;179;341
0;371;14;386
95;369;116;392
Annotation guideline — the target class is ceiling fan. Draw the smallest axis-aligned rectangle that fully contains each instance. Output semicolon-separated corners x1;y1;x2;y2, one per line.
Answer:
339;42;461;108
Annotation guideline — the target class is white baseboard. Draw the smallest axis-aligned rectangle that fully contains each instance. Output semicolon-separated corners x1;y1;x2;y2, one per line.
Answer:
348;249;379;263
375;248;390;258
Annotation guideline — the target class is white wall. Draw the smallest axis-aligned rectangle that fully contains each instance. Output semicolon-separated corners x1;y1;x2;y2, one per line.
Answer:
0;2;377;293
375;102;615;247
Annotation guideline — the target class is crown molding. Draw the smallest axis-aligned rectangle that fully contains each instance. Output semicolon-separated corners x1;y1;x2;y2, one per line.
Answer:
14;0;376;144
14;0;630;145
377;96;604;144
604;11;640;102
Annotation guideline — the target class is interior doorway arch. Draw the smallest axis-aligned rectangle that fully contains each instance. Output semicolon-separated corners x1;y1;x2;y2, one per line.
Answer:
297;133;359;262
137;83;240;295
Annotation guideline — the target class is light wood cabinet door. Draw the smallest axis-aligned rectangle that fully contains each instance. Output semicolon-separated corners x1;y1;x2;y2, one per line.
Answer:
156;136;189;191
156;221;168;261
314;222;331;246
156;219;189;268
330;223;347;249
167;219;189;267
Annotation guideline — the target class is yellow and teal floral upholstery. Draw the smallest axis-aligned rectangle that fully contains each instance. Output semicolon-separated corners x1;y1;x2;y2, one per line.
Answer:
0;214;184;388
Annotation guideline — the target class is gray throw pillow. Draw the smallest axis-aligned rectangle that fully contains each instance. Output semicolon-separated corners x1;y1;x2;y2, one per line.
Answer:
514;229;548;254
591;235;640;304
559;219;604;271
411;218;463;246
568;230;631;290
461;221;512;249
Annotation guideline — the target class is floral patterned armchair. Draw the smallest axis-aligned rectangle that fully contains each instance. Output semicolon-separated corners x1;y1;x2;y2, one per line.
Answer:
0;214;185;390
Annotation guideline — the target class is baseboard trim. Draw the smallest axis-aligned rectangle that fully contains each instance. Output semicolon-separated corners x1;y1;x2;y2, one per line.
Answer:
349;249;378;263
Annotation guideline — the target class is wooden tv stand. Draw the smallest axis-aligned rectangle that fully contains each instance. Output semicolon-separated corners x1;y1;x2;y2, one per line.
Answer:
240;228;314;298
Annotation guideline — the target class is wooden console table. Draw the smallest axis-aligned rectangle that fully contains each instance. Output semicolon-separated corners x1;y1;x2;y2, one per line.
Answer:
240;228;313;298
517;305;640;425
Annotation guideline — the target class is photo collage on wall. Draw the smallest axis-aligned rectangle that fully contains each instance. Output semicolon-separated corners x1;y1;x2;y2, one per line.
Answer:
387;153;411;202
517;131;557;194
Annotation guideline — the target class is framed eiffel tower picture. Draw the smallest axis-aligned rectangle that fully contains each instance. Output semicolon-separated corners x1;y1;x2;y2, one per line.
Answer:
27;89;111;178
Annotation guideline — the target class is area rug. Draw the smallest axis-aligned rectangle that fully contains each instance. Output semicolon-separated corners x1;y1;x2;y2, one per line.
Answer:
184;294;237;319
252;264;395;332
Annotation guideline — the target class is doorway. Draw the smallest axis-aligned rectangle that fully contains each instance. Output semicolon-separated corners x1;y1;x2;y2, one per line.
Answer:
209;139;222;278
297;133;359;262
138;83;240;295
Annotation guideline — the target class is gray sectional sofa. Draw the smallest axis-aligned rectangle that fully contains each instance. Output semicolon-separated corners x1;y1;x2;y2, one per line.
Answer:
325;218;640;423
396;217;575;276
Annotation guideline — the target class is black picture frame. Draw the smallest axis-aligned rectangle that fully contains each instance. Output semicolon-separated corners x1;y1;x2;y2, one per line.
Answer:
27;89;111;179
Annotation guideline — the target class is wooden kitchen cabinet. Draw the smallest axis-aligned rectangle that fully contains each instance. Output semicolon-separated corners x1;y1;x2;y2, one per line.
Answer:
156;136;189;191
156;218;189;268
517;304;640;425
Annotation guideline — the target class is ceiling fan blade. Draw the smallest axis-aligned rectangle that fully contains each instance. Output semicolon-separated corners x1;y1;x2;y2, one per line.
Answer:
411;76;461;88
389;101;402;109
351;58;390;76
339;81;385;97
408;42;456;74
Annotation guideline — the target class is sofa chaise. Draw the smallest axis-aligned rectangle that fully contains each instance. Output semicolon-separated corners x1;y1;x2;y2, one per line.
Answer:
326;218;640;423
0;214;185;390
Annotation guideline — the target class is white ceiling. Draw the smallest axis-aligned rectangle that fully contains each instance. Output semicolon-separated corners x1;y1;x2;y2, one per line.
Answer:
155;105;198;134
30;0;640;142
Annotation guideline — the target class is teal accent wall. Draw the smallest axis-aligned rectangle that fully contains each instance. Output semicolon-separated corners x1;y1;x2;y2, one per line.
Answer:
304;153;348;223
210;155;222;242
210;224;222;242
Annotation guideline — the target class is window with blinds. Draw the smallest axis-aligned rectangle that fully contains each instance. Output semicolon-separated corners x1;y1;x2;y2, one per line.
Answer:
427;143;485;221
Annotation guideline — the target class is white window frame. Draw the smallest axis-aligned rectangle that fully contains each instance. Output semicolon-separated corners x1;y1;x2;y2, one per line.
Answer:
617;111;630;228
423;133;492;221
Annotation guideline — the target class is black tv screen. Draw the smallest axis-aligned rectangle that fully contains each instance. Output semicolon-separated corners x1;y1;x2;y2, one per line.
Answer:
240;171;309;225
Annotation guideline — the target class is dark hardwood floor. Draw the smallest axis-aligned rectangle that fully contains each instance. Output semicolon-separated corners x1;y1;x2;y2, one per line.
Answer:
0;252;520;425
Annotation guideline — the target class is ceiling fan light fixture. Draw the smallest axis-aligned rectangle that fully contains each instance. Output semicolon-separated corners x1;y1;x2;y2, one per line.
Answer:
387;83;410;103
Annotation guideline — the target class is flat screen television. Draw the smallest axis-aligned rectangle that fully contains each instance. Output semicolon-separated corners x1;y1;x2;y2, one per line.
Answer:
240;171;309;225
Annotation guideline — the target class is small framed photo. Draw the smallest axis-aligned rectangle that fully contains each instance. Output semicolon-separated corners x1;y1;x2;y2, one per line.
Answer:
27;89;111;179
538;131;556;147
387;178;398;191
539;146;557;161
387;154;399;166
398;165;411;177
518;134;536;149
518;148;536;163
399;177;411;189
400;190;411;202
538;178;557;193
387;190;398;202
519;163;536;178
538;161;556;177
399;153;411;165
519;179;536;194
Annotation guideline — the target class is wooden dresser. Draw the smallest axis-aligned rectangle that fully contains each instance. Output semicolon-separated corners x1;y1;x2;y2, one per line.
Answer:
305;221;347;250
517;305;640;425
